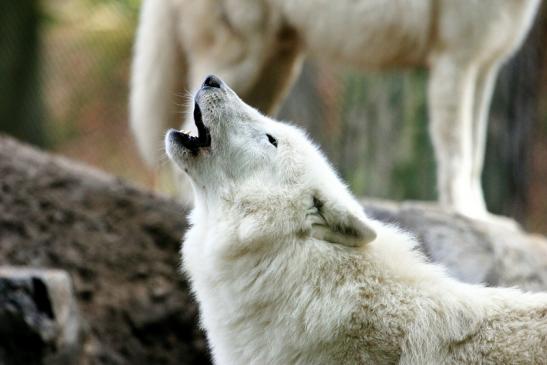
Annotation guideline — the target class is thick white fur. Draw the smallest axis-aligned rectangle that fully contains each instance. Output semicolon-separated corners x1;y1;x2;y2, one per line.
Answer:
165;78;547;365
132;0;540;217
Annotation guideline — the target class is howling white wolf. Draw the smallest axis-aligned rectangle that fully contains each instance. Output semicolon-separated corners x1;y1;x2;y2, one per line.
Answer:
133;0;540;218
165;75;547;365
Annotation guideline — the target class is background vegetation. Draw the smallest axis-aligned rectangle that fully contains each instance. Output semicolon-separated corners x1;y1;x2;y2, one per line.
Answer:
1;0;546;232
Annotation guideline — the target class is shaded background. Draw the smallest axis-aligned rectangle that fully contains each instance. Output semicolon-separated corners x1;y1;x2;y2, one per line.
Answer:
1;0;546;232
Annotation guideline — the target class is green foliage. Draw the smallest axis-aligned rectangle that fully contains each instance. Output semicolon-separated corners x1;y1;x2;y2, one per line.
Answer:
83;0;142;15
333;70;435;201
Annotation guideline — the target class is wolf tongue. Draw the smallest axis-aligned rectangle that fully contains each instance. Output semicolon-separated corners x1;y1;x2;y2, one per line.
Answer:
172;130;200;154
194;102;211;147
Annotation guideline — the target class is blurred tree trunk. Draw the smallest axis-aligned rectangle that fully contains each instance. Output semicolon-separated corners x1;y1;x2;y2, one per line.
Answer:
0;0;47;147
484;3;547;221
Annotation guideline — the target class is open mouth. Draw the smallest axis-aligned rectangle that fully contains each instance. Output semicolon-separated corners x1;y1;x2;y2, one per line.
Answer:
172;102;211;154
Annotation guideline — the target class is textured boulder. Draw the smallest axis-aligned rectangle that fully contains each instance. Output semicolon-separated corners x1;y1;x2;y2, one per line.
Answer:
365;201;547;292
0;267;81;365
0;136;209;365
0;135;545;364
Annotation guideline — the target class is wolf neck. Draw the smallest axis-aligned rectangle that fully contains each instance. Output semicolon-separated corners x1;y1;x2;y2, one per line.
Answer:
190;183;232;217
186;194;491;361
196;232;483;363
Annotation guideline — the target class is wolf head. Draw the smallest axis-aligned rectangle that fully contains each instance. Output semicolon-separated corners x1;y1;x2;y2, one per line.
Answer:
166;75;376;247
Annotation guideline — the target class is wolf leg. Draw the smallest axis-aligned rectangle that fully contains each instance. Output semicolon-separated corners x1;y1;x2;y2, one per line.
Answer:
428;54;481;216
130;0;186;167
469;62;501;212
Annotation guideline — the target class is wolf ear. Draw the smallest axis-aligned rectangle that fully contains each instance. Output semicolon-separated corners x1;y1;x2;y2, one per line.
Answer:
309;193;377;247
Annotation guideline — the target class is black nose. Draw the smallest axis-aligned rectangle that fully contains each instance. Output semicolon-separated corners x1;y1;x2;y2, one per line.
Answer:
203;75;222;88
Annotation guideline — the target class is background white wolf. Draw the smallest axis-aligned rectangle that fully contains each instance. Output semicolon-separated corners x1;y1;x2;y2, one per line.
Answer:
133;0;540;218
165;75;547;365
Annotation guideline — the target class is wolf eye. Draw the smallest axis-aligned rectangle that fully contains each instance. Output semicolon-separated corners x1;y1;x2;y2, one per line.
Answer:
266;134;278;148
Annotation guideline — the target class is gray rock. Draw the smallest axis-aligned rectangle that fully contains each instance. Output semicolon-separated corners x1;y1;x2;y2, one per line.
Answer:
0;267;82;365
0;135;210;365
364;200;547;292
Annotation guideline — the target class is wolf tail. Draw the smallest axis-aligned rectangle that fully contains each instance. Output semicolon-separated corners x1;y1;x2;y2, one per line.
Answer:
130;0;185;167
